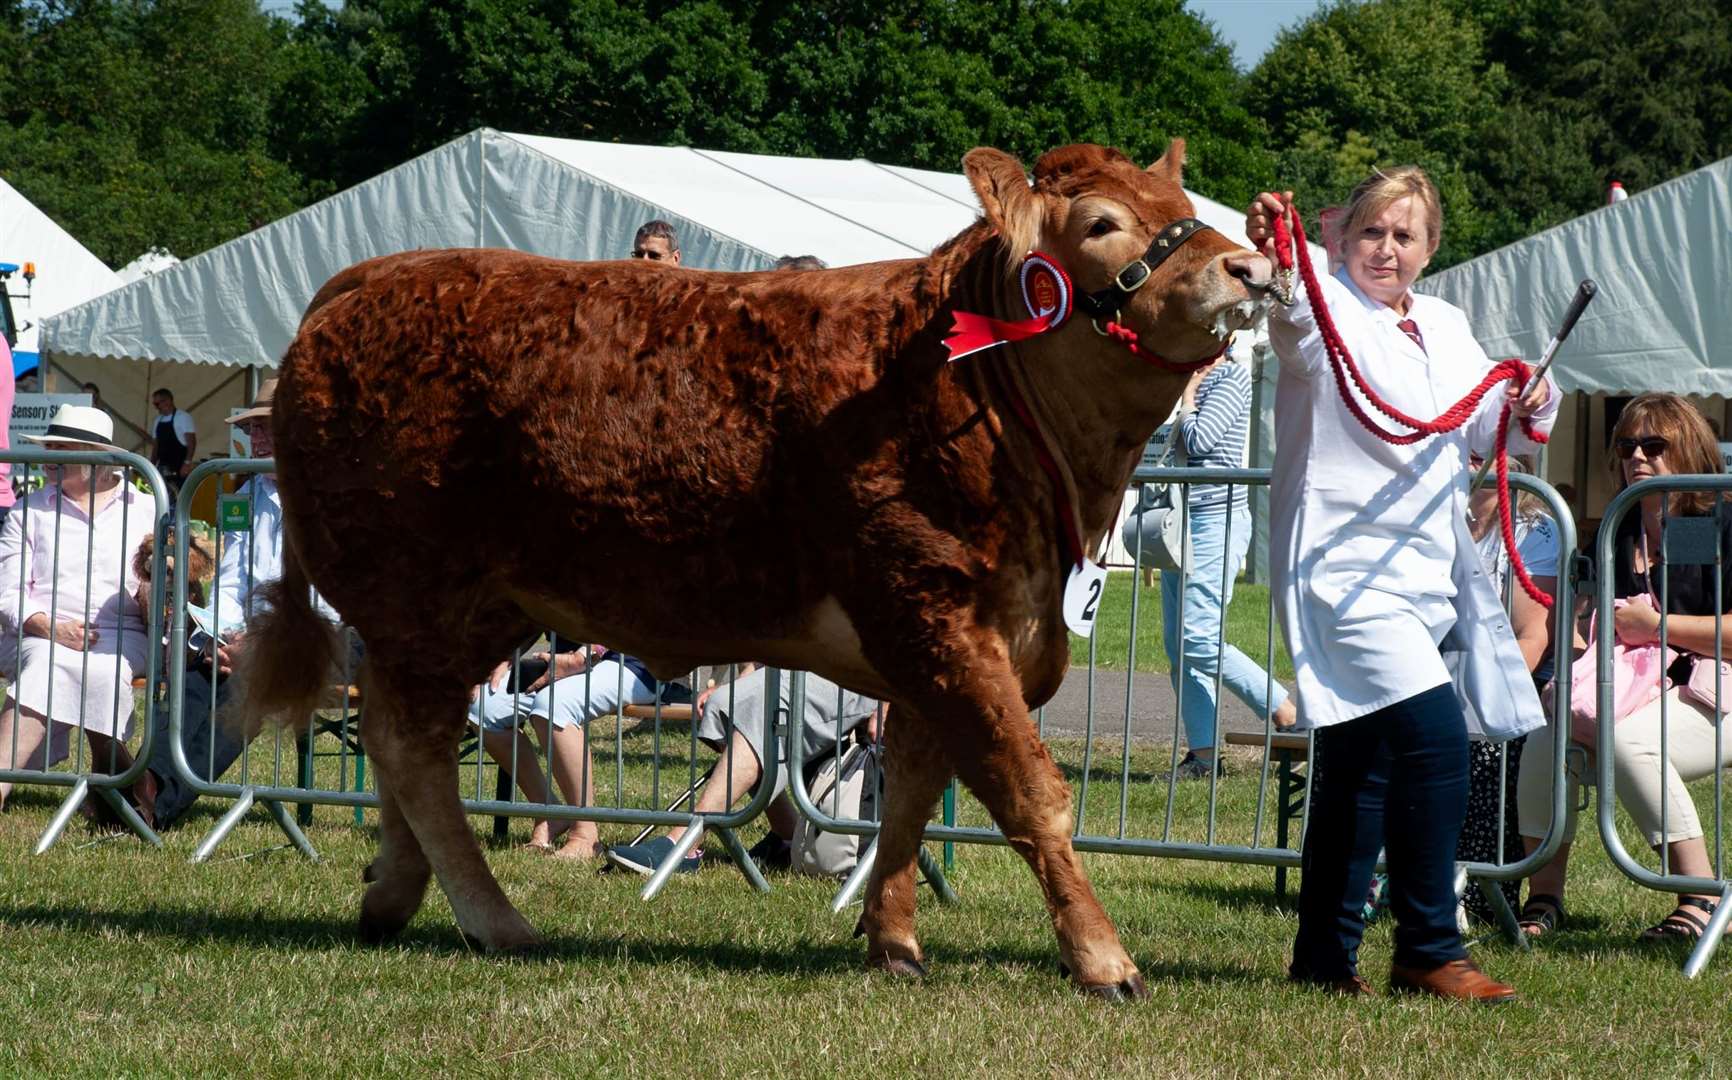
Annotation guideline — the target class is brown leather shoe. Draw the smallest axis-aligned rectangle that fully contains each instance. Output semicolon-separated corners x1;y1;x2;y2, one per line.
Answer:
1289;971;1375;996
1389;958;1517;1004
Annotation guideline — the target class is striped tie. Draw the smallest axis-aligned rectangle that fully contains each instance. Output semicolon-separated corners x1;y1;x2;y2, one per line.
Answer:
1397;318;1426;354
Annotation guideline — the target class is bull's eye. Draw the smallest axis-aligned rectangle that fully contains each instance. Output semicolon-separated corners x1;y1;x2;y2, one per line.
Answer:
1086;218;1116;238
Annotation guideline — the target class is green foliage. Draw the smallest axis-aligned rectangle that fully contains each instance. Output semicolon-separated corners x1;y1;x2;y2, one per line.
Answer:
2;0;310;265
1249;0;1732;271
1;0;1728;273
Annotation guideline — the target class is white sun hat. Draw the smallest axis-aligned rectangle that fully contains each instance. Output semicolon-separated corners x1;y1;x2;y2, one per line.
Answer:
22;404;123;453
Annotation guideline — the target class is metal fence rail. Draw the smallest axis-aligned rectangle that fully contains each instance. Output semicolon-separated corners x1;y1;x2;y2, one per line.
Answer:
783;465;1578;939
0;447;168;853
1595;475;1732;977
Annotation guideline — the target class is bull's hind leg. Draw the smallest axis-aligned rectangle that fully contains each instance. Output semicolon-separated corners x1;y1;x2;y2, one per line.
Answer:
360;661;541;952
860;704;953;977
929;662;1146;999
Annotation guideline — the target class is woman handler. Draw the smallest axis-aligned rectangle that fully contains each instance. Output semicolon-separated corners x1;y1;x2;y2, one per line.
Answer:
1246;169;1556;1002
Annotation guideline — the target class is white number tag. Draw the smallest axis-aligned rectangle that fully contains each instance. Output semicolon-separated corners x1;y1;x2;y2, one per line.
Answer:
1062;559;1108;638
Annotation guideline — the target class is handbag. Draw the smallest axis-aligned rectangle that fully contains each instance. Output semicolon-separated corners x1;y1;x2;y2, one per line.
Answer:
1121;433;1190;574
1682;655;1732;718
1568;599;1676;746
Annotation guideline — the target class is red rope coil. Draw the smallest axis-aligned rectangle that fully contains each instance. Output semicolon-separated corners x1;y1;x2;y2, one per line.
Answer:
1270;203;1554;610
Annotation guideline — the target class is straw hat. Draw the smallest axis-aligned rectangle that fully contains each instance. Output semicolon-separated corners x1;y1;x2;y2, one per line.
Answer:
23;404;122;452
226;379;277;425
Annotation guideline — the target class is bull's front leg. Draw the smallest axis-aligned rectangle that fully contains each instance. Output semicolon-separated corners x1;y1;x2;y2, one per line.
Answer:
859;704;953;977
924;653;1147;1000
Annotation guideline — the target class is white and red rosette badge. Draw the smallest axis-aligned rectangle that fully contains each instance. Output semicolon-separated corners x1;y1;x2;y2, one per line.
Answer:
944;252;1074;361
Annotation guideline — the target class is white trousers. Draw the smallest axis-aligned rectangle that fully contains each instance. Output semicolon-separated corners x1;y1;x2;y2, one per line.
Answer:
1519;687;1732;847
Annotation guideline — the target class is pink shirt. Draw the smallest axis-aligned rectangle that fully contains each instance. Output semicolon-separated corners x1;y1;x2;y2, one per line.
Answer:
0;338;12;509
0;481;152;634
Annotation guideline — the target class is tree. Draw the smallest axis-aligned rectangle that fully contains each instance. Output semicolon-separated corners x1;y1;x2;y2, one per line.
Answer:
288;0;1272;210
2;0;311;266
1248;0;1512;269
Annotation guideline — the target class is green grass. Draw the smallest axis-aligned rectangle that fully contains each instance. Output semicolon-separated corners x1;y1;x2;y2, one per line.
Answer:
1;723;1729;1076
1072;571;1297;680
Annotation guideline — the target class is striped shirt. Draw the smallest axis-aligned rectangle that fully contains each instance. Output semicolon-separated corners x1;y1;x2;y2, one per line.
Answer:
1177;360;1251;511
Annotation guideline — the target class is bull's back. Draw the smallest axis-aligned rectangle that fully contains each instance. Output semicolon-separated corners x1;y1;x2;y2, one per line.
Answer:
274;248;899;646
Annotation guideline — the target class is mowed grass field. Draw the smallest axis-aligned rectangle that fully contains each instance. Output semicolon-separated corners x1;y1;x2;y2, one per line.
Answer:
1;719;1730;1077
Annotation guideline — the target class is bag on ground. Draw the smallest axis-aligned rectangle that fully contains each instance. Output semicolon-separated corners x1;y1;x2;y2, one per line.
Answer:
792;742;878;878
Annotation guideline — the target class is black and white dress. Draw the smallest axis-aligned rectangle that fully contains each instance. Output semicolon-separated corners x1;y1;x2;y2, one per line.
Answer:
1459;513;1559;923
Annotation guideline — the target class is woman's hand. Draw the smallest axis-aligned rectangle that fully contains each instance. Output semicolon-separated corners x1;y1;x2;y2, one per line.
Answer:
1245;191;1292;261
1180;358;1219;410
24;613;97;651
1508;373;1551;419
1615;597;1662;647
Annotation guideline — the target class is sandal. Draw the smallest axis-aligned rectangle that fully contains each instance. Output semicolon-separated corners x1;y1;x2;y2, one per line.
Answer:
1640;895;1719;942
1518;893;1566;938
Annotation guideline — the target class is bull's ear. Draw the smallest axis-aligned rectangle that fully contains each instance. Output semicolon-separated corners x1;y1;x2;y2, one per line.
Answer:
964;147;1041;256
1147;138;1186;185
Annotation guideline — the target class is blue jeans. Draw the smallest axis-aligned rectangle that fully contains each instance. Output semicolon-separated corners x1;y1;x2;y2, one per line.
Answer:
1160;504;1287;752
1291;683;1471;978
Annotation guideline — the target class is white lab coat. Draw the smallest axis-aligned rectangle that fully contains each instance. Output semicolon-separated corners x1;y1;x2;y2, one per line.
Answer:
1267;267;1557;738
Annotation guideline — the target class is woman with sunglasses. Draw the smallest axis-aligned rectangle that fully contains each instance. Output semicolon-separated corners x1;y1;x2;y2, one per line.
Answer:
1518;393;1732;942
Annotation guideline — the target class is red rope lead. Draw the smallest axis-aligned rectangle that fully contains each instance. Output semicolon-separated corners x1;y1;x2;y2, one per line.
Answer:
1100;319;1228;372
1270;203;1555;610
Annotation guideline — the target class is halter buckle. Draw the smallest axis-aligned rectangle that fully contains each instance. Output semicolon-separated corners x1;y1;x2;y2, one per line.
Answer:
1113;260;1151;294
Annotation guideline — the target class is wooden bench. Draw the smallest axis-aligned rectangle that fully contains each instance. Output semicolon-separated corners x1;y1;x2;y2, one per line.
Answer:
1223;730;1311;901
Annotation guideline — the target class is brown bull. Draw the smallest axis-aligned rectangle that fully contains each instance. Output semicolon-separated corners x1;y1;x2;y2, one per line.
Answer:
249;140;1274;996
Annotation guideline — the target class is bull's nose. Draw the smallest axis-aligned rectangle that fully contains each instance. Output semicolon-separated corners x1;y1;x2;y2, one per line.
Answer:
1223;251;1274;291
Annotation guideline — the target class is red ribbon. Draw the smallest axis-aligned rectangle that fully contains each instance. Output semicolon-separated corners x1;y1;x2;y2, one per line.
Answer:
943;310;1059;362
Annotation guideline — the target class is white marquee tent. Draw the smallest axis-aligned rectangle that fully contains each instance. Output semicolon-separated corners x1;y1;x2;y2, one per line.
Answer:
41;127;1319;461
1419;155;1732;513
0;176;121;378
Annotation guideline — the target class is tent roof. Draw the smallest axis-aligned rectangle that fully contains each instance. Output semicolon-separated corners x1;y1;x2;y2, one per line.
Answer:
1419;155;1732;397
41;128;1317;371
0;176;122;357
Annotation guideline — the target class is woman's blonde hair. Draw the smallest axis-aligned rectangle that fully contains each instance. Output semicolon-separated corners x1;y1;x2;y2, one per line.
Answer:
1610;393;1724;515
1338;166;1443;256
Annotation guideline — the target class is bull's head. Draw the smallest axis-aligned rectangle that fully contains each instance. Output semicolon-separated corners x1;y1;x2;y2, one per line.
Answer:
963;141;1273;376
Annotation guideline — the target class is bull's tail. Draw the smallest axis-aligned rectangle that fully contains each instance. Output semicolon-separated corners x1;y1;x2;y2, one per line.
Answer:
237;531;340;729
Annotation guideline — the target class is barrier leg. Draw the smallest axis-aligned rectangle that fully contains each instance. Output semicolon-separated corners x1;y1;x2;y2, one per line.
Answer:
92;784;162;849
831;836;879;913
492;765;511;844
33;778;91;855
1682;883;1732;979
1476;876;1529;950
192;788;256;864
942;781;956;872
710;824;771;895
353;752;367;827
264;798;320;862
639;816;707;901
916;844;959;904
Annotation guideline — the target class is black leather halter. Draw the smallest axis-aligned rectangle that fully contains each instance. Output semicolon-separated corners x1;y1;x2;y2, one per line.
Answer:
1074;217;1214;328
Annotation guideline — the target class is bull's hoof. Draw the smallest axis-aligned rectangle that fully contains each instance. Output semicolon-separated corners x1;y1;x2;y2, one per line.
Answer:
461;927;546;956
869;954;929;980
1079;975;1149;1002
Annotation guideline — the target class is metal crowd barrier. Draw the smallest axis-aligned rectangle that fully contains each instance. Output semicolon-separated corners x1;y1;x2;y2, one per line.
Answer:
782;465;1577;939
1595;475;1732;977
0;448;168;853
167;458;817;898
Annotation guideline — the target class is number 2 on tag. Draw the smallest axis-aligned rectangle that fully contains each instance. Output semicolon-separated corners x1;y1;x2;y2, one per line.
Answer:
1063;559;1108;638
